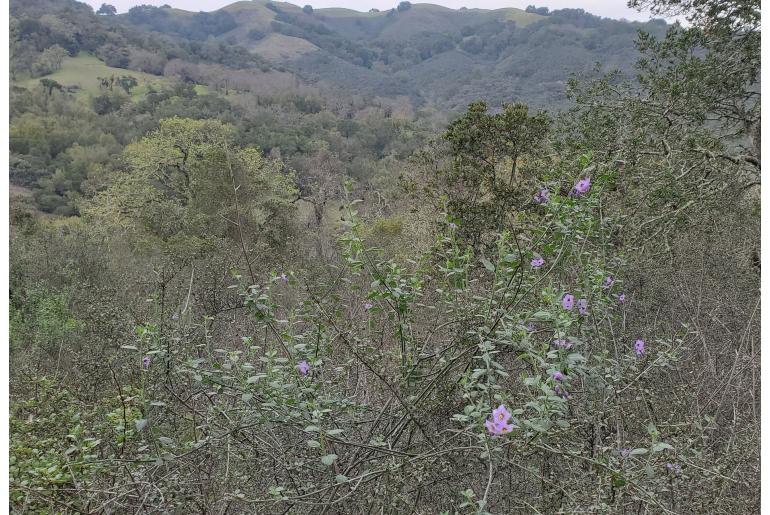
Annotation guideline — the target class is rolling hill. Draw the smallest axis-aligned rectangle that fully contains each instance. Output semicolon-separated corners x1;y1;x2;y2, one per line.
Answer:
113;1;669;111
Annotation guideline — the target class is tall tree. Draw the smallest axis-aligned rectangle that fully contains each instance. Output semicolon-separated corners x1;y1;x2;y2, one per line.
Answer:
414;101;551;249
96;3;117;15
83;117;299;259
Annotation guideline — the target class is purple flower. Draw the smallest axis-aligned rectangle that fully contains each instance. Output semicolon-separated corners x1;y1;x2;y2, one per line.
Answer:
526;321;535;333
553;339;572;350
449;222;457;230
142;356;151;369
603;276;615;289
666;463;682;475
571;177;591;197
634;339;645;356
621;448;631;459
552;371;564;382
554;384;569;399
486;404;514;435
279;273;289;283
562;294;575;310
364;301;374;311
618;293;626;305
492;404;511;423
533;188;550;205
297;360;311;376
578;298;588;316
531;257;545;269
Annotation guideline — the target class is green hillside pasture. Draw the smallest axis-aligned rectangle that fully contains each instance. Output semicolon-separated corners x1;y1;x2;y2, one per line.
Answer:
250;33;320;60
21;53;170;98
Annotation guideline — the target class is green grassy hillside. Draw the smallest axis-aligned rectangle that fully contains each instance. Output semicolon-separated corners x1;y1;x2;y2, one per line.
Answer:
249;33;320;60
20;52;170;97
221;1;279;36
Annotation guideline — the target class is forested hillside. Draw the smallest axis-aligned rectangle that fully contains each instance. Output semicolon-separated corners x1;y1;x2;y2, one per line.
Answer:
9;0;669;216
112;1;669;109
9;0;760;513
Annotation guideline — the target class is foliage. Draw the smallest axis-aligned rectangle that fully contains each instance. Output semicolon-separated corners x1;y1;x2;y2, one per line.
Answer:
7;0;759;512
96;3;116;16
561;0;759;246
10;287;81;355
10;377;105;512
83;117;299;257
10;166;725;511
411;101;551;249
526;5;551;16
126;5;238;41
32;44;68;77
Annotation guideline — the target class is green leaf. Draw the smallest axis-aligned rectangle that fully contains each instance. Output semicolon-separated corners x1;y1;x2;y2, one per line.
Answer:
135;419;148;432
304;425;320;433
651;442;673;453
480;258;495;272
321;454;337;466
335;474;348;483
526;418;551;432
630;448;648;456
306;440;321;448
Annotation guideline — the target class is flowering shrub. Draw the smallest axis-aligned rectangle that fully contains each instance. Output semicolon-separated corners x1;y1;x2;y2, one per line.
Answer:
8;155;721;513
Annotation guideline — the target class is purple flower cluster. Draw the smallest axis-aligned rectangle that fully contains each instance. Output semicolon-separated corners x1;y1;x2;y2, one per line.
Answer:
634;339;645;356
666;463;682;475
551;371;569;397
570;177;591;198
531;257;545;269
553;339;572;350
485;404;514;436
279;272;289;283
618;292;626;305
363;301;374;311
533;188;550;205
142;356;152;369
603;276;615;289
563;294;590;315
297;360;311;376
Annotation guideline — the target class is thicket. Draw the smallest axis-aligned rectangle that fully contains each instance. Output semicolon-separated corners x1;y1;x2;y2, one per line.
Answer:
9;0;760;512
